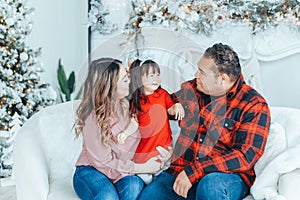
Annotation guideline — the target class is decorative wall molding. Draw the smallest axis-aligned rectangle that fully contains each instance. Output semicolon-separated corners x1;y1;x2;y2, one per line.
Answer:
254;24;300;61
90;23;300;108
255;45;300;62
87;0;300;109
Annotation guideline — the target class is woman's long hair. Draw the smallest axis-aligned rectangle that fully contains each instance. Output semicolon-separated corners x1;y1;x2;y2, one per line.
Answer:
74;58;128;145
129;59;160;114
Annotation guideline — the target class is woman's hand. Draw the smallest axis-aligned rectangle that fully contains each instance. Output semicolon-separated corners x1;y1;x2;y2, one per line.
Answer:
156;146;173;168
134;156;161;174
134;146;173;174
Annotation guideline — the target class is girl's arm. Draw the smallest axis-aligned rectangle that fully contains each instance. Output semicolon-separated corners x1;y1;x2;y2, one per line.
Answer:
83;114;136;180
117;116;138;144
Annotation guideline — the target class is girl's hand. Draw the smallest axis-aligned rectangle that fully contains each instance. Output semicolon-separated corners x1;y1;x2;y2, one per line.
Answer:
174;103;185;120
156;146;173;168
117;132;127;144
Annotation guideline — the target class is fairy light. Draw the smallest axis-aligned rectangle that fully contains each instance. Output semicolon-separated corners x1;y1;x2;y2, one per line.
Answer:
2;45;8;51
0;0;57;179
25;88;31;93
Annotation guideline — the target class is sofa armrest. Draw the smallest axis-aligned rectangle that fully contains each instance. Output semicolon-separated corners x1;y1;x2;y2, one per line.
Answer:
14;118;49;200
278;168;300;200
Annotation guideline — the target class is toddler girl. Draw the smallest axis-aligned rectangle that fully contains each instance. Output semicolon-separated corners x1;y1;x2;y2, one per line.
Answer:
117;59;184;184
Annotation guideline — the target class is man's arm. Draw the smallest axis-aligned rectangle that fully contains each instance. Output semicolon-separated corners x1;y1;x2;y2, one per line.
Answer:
184;102;271;184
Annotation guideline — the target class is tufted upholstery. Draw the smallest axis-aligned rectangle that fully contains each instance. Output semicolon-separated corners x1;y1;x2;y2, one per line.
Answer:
14;101;300;200
14;101;81;200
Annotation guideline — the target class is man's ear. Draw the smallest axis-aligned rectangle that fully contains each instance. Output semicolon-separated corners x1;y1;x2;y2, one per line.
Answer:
218;73;231;85
221;73;231;81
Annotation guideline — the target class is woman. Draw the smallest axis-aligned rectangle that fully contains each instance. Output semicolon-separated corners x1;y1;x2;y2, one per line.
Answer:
72;58;162;200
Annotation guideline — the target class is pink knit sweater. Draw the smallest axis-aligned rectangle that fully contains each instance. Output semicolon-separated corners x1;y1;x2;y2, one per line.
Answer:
75;112;140;183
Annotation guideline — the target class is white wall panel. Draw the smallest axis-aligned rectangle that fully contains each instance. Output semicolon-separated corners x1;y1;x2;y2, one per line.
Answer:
26;0;88;100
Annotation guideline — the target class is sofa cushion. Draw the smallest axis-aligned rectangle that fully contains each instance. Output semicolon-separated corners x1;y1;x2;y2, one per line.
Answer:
279;168;300;200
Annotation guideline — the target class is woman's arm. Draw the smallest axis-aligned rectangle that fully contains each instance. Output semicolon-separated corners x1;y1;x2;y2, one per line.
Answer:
134;156;161;174
82;114;136;180
134;145;173;174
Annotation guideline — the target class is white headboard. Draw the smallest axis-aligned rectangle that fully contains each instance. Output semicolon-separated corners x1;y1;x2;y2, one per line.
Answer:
78;25;300;109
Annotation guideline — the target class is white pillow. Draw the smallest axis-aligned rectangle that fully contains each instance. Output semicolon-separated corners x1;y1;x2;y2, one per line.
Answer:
254;122;286;176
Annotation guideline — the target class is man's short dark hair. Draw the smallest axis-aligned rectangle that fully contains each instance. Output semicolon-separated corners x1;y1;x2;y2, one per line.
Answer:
204;43;241;82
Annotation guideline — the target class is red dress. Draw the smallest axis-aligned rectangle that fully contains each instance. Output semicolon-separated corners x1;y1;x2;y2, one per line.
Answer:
134;88;174;163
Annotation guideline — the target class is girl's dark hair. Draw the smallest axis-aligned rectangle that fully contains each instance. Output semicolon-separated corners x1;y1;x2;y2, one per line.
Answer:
129;59;160;114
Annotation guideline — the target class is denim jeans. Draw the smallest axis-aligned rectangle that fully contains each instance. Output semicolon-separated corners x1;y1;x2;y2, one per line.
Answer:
138;172;249;200
73;166;144;200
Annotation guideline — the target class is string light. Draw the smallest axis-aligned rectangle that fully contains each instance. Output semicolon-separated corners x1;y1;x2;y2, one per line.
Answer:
25;88;31;93
1;0;57;178
2;45;9;50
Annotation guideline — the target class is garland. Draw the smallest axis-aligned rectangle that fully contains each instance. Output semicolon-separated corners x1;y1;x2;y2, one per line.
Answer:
88;0;117;34
125;0;300;35
89;0;300;36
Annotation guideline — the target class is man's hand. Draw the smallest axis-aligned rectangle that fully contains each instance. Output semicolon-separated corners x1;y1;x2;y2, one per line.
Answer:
173;170;192;198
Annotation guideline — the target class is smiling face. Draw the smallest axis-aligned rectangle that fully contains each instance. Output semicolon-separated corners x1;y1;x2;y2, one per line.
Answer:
142;66;161;95
116;64;130;99
194;56;225;96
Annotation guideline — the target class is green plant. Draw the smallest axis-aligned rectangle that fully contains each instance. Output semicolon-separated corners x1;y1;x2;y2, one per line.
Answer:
57;58;75;102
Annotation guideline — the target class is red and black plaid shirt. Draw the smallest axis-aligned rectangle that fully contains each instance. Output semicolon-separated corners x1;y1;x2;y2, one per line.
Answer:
166;75;271;187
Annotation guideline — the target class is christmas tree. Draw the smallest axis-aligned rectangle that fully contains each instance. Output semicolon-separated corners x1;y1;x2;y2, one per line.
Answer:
88;0;117;34
0;0;56;177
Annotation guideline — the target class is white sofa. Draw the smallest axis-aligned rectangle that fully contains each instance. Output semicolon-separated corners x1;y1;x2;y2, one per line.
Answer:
14;100;300;200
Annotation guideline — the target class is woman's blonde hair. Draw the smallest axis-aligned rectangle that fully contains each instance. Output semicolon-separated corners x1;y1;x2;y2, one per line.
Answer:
74;58;129;145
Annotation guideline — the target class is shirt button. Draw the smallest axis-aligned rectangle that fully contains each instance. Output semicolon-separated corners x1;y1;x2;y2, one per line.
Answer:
196;156;199;160
225;123;228;127
200;138;203;143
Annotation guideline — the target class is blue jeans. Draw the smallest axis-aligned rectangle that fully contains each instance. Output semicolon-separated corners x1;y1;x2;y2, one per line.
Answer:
138;172;249;200
73;166;144;200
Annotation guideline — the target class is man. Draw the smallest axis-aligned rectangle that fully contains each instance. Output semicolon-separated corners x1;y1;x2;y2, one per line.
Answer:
139;43;270;200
